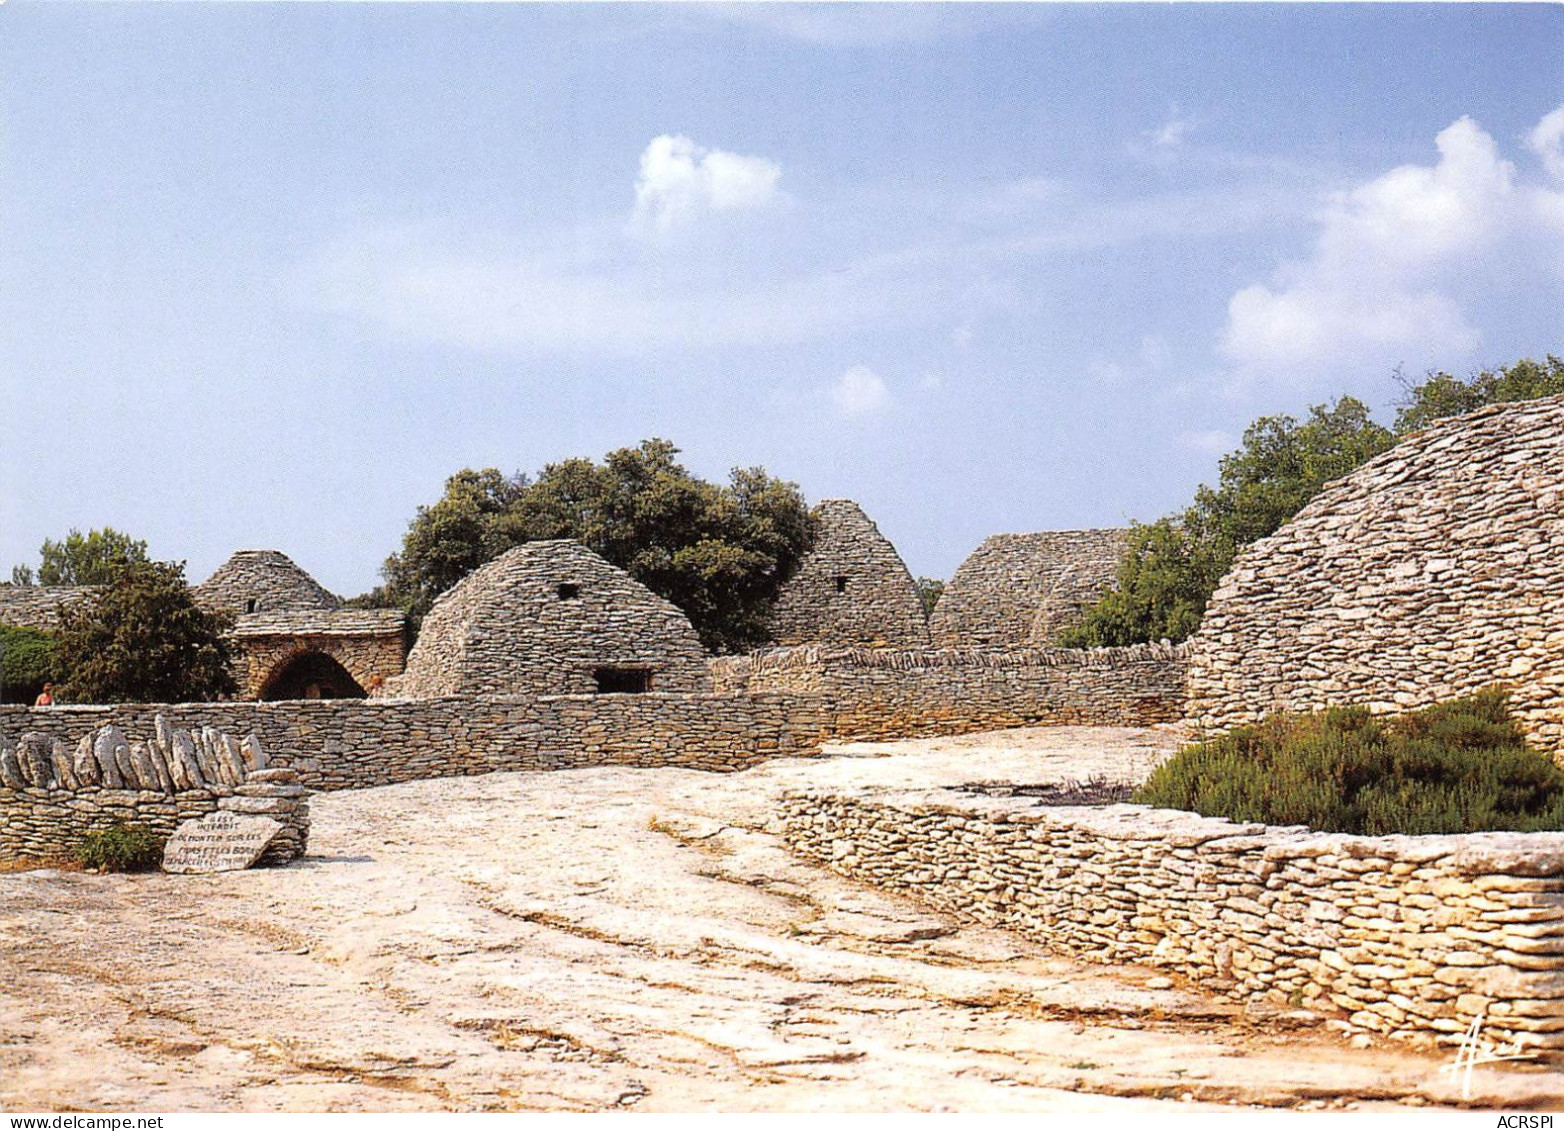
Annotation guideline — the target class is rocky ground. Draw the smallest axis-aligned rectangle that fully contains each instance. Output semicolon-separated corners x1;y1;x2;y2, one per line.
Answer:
4;725;1564;1112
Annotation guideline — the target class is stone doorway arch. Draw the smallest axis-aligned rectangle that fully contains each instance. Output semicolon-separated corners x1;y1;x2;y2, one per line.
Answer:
257;650;367;701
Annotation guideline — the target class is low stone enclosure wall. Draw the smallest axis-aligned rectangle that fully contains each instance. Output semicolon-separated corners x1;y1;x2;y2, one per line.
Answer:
710;643;1188;740
780;786;1564;1054
0;693;828;793
1;721;309;863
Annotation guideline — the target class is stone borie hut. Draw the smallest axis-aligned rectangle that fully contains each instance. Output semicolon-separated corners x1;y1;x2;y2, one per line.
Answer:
387;540;711;698
194;550;406;700
929;529;1128;648
769;499;931;649
1185;395;1564;755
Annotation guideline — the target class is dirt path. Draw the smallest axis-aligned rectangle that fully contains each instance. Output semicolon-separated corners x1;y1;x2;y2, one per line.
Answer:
4;726;1561;1111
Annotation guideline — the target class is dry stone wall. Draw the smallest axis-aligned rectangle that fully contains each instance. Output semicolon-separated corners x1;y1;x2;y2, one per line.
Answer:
1186;397;1564;753
1;693;826;792
710;643;1187;740
1;718;308;863
930;530;1128;648
0;585;95;632
781;786;1564;1054
235;610;407;699
391;541;711;698
769;499;931;648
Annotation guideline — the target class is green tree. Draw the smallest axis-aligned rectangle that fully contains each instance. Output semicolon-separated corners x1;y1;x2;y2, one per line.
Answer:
381;469;527;624
54;560;236;703
24;527;150;586
0;625;57;704
10;565;34;586
382;440;815;653
917;577;945;616
1394;355;1564;434
1062;397;1395;647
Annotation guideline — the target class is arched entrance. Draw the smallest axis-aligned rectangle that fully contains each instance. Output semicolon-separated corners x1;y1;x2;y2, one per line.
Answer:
258;651;367;701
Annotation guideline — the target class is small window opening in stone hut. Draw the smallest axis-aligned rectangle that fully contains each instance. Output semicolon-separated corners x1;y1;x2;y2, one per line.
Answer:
834;575;849;594
594;666;652;694
557;583;581;600
245;598;257;613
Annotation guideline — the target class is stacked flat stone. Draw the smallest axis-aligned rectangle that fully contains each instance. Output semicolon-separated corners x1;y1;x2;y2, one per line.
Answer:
389;540;711;698
930;530;1129;648
0;717;308;863
711;642;1188;739
0;584;96;632
1187;396;1564;754
781;786;1564;1056
769;499;931;648
194;549;342;615
0;693;830;796
233;609;407;699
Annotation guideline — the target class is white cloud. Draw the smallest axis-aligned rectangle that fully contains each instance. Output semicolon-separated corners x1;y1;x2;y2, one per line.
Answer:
1530;105;1564;182
1220;112;1564;381
631;135;781;234
832;365;890;417
1145;105;1193;152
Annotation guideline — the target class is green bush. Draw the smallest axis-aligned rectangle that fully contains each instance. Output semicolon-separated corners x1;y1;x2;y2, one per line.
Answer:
76;823;164;872
1135;689;1564;835
0;624;57;703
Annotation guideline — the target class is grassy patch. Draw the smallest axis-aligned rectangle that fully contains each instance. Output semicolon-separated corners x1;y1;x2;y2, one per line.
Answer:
76;823;164;872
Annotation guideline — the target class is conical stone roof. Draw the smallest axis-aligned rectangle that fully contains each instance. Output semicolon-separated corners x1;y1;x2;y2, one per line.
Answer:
194;550;342;616
769;499;930;648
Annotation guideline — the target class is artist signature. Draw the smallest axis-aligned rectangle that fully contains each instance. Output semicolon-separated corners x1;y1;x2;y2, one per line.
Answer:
1439;1011;1538;1100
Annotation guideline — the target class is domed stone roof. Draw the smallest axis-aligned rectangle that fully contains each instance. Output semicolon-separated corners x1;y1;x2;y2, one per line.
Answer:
392;540;710;698
1186;395;1564;752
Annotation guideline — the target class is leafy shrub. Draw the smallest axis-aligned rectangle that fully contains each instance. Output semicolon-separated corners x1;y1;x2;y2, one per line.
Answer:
1135;689;1564;835
0;624;57;703
76;823;164;872
54;559;236;703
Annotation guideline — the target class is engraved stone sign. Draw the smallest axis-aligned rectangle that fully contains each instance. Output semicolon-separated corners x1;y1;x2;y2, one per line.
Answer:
162;810;283;874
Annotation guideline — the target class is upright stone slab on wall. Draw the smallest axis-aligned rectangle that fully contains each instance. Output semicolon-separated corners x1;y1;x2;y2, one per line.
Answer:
390;540;711;698
0;693;827;793
930;530;1129;648
0;719;309;863
769;499;931;648
1186;396;1564;754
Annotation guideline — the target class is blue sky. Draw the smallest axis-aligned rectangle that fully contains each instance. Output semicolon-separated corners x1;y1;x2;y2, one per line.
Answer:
3;3;1562;596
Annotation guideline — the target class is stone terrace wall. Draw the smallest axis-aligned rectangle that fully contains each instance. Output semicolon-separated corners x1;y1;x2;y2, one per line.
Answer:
1;694;827;792
710;643;1186;740
769;499;931;648
1187;397;1564;754
930;530;1128;648
0;585;95;632
781;786;1564;1054
1;720;308;863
